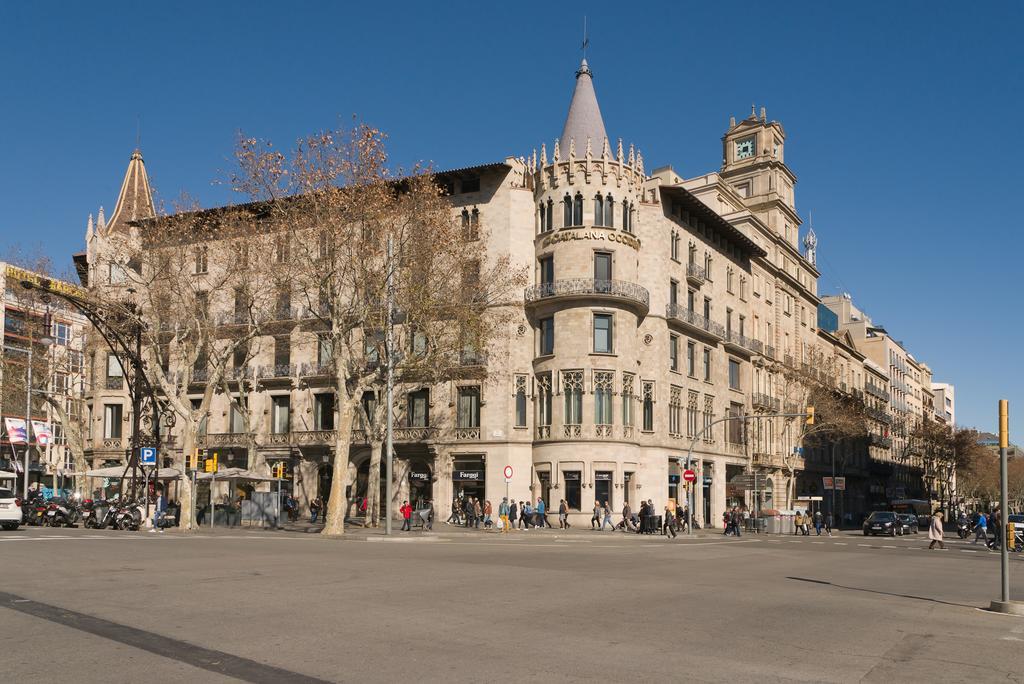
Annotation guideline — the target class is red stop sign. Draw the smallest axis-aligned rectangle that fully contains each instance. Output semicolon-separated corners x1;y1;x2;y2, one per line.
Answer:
682;469;697;483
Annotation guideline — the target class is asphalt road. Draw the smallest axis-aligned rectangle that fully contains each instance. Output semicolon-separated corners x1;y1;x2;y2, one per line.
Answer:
2;525;1023;683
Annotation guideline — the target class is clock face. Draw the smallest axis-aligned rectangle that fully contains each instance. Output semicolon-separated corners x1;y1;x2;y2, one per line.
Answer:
736;138;755;159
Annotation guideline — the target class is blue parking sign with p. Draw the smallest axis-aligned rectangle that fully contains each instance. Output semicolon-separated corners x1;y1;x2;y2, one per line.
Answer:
140;447;157;466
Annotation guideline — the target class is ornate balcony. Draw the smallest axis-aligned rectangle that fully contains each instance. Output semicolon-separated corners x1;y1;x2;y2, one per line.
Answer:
764;345;776;360
665;303;725;343
105;376;124;390
724;330;764;356
685;262;706;287
594;424;613;438
752;393;780;412
291;430;336;446
200;432;249;448
525;279;649;314
535;425;551;440
869;433;893;449
752;451;786;468
453;427;480;441
562;424;582;439
298;362;333;378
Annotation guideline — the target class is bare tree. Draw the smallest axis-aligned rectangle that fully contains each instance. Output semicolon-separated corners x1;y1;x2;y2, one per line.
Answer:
228;124;525;535
774;347;868;508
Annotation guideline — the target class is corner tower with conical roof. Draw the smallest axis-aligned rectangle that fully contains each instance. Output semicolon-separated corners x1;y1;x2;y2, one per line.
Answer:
560;59;607;152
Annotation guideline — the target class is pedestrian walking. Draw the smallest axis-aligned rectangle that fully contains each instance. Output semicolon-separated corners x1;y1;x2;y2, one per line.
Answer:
621;502;634;531
663;504;677;539
498;497;510;533
601;500;615;531
535;498;546;529
509;499;518;530
591;501;601;530
400;500;412;531
474;499;483;529
558;499;569;529
421;499;434;530
989;508;1002;550
521;501;532;529
447;497;461;525
814;510;823;536
972;510;988;544
927;510;946;550
310;496;323;524
483;500;493;529
730;507;742;537
824;512;833;537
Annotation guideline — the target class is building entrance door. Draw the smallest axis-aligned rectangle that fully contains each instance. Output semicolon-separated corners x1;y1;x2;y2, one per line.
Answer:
595;471;612;510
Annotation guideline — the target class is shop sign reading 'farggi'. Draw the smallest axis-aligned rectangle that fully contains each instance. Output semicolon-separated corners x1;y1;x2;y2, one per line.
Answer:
542;228;641;250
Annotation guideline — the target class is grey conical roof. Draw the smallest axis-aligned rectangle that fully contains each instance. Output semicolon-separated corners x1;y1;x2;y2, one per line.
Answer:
560;59;607;150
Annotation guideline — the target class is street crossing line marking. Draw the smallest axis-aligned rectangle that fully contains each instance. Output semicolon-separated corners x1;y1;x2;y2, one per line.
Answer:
834;543;847;546
882;545;897;549
811;541;824;544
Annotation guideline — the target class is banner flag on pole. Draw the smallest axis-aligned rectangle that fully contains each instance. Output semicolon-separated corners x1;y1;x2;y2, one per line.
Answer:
4;417;28;444
31;421;52;446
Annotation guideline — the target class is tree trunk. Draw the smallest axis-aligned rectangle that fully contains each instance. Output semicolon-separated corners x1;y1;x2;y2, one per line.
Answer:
365;441;382;527
322;399;354;536
177;429;197;530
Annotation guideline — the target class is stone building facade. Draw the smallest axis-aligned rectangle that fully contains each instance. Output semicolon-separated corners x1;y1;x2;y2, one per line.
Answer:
75;58;953;525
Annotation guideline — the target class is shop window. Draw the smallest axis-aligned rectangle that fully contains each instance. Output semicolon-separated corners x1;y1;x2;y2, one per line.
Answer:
564;471;582;511
595;471;612;509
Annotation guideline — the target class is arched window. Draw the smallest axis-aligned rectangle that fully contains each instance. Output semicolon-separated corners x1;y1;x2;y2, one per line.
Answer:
628;202;635;233
538;203;546;233
563;195;573;228
605;195;614;228
573;193;583;226
546;199;554;231
593;193;603;226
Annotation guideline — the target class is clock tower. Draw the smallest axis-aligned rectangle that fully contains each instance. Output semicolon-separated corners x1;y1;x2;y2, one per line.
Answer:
720;106;799;247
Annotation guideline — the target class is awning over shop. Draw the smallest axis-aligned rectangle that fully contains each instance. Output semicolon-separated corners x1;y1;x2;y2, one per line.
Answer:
195;467;280;482
84;466;182;480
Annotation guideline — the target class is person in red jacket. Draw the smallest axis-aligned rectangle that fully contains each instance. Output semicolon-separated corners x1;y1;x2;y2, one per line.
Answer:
400;501;413;531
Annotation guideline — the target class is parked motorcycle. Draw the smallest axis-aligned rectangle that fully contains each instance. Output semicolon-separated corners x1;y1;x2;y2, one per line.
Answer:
45;497;81;527
22;493;48;526
113;500;142;531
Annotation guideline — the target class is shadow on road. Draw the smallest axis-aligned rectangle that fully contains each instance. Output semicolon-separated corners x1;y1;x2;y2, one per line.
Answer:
786;576;977;609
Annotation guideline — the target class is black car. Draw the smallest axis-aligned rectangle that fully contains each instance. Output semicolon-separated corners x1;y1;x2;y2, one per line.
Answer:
896;513;919;535
863;511;902;536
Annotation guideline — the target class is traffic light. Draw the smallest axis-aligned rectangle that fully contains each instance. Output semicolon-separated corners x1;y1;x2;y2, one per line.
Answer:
806;406;815;425
205;452;218;473
188;448;199;471
272;462;286;479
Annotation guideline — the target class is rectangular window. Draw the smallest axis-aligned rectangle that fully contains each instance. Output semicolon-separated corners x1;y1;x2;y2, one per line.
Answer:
702;395;715;443
703;348;712;382
317;335;333;367
687;390;699;438
687;341;696;377
669;386;682;436
407;389;428;428
191;398;207;437
564;471;582;511
562;371;583;425
457;387;481;428
274;335;291;370
727;402;744;444
271;396;290;434
593;471;614;510
593;313;613;354
642;381;654;431
594;251;612;283
669;279;678;307
539;255;554;286
314;393;336;430
729;359;741;390
539;317;555;355
537;374;553;427
670;231;680;261
195;246;208;274
622;373;635;427
53;322;71;346
103;404;123;439
669;334;679;372
513;376;527;428
106;354;123;378
594;371;614;425
229;397;247;434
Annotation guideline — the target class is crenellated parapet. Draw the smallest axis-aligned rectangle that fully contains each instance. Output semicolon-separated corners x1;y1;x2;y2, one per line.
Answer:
526;137;645;198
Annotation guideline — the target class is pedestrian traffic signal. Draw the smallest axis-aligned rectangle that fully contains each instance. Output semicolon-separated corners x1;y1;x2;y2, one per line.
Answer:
272;462;285;479
205;453;218;473
806;406;815;425
188;448;199;470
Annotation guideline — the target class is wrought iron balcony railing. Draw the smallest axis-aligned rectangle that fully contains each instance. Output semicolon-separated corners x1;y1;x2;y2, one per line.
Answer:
665;303;725;339
525;279;650;310
686;261;706;286
725;330;764;355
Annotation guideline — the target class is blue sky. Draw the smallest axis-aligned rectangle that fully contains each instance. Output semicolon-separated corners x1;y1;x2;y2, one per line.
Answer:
1;1;1021;437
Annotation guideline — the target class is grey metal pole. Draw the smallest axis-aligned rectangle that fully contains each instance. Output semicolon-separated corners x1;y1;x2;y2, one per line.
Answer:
831;441;837;524
1000;443;1009;603
385;236;394;536
23;344;32;499
210;472;215;530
